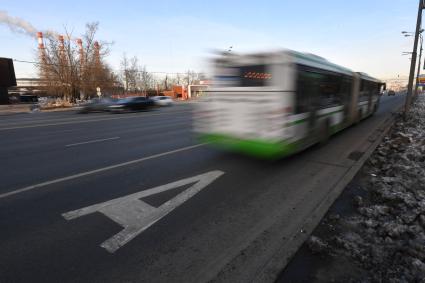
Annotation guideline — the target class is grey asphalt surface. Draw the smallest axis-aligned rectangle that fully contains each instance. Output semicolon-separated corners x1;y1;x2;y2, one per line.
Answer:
0;96;405;283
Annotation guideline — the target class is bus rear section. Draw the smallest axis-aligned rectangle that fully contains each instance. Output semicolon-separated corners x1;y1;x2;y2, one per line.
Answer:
355;73;384;120
194;57;297;158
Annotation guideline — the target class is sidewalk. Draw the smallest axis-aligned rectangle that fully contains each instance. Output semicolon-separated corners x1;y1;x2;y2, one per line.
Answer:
0;104;77;115
0;104;31;115
173;99;199;104
279;96;425;282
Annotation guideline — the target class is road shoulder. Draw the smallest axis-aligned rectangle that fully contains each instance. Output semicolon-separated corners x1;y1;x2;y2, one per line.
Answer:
278;96;425;282
211;105;399;283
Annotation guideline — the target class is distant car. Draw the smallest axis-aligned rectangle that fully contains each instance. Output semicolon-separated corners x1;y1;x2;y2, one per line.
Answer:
388;90;396;96
152;96;173;106
78;97;116;113
109;96;155;113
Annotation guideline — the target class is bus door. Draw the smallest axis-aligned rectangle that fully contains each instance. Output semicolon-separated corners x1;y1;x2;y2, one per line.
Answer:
296;67;321;133
341;75;354;123
366;81;373;113
297;66;347;134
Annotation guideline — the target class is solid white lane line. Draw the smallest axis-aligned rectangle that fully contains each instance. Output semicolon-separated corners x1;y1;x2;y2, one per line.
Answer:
65;137;121;147
0;143;207;200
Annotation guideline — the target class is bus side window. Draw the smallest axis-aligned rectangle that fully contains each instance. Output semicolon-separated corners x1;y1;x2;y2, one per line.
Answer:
296;65;347;113
341;76;353;105
317;73;342;108
359;80;370;102
296;69;318;113
372;82;380;96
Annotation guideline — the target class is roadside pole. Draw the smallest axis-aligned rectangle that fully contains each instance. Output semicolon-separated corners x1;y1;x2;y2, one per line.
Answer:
414;34;423;97
405;0;424;117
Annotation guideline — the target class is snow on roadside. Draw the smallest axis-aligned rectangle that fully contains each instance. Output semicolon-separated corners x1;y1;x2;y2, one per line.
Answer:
308;96;425;282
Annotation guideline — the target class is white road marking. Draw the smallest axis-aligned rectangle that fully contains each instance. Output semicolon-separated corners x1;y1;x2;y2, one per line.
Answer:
65;137;120;147
62;170;224;253
0;110;191;131
42;129;77;134
0;143;207;200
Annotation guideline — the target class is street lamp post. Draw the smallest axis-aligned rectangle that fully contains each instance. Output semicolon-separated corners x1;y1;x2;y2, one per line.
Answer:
415;34;423;96
404;0;424;116
403;30;424;97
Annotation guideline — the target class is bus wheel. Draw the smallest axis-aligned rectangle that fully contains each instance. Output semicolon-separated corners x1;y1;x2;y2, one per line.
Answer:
319;119;331;144
372;103;378;115
356;110;362;124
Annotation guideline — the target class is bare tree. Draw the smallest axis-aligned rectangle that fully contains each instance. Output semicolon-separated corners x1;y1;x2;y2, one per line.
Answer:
120;54;141;93
128;56;139;91
80;23;116;98
138;65;153;95
120;53;130;92
176;73;181;85
37;22;116;102
186;70;200;85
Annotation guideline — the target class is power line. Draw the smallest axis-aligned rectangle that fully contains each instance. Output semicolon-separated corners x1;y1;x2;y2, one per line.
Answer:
12;58;199;76
13;59;115;72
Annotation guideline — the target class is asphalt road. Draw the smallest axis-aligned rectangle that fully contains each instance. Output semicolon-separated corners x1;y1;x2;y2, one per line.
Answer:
0;96;405;283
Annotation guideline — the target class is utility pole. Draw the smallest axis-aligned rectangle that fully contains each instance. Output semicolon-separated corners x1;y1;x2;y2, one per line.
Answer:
415;34;423;97
405;0;424;116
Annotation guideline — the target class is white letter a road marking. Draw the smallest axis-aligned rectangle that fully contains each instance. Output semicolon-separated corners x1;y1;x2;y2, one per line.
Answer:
62;170;224;253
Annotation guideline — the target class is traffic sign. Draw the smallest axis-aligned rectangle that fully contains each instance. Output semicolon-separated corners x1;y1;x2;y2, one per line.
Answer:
418;75;425;86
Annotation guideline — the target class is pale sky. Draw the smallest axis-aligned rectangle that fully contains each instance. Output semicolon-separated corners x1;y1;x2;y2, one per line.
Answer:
0;0;420;79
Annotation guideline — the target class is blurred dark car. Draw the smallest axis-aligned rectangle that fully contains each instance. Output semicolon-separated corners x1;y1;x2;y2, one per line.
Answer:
388;90;396;96
78;97;116;113
108;96;155;113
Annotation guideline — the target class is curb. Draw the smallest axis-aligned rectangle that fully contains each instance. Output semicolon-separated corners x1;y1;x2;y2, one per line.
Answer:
0;111;29;116
253;112;398;282
174;100;199;104
0;105;31;115
40;107;77;112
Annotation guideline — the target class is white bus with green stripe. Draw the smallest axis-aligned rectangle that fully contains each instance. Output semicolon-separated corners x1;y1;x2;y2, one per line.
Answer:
195;50;385;159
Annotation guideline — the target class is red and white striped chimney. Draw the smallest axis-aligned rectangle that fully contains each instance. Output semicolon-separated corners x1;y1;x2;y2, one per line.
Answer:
77;38;84;71
58;35;68;66
94;41;100;66
58;35;65;53
37;32;46;63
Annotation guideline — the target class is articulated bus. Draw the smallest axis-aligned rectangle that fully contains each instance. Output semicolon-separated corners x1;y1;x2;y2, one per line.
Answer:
195;50;385;159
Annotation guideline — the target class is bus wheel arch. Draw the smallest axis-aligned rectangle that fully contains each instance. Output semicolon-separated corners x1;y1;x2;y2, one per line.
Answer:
356;109;363;124
372;102;378;114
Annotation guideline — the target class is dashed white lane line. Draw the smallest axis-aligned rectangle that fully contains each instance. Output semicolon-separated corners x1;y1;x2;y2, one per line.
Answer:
65;137;120;147
0;143;207;200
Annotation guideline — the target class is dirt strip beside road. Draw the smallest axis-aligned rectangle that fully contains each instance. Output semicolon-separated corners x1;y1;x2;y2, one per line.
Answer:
279;96;425;282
